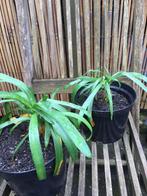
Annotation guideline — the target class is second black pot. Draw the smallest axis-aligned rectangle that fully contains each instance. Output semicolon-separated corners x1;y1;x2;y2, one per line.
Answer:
76;82;136;144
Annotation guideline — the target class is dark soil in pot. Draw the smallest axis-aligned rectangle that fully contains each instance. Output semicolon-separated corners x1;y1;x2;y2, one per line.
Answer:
0;123;67;196
76;82;136;143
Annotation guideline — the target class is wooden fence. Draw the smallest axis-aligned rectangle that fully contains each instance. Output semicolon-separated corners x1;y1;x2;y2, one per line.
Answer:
0;0;147;115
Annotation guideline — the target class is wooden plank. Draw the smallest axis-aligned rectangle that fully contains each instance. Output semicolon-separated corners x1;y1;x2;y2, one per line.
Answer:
92;142;98;196
94;0;100;69
47;0;60;78
28;0;43;79
32;77;131;94
122;0;129;71
104;0;112;70
123;131;142;196
114;142;128;196
113;0;119;73
75;0;82;75
83;0;91;71
65;0;74;77
15;0;34;86
103;144;113;196
55;0;67;78
78;153;86;196
35;0;52;78
128;113;147;192
64;158;74;196
73;158;127;167
32;78;73;93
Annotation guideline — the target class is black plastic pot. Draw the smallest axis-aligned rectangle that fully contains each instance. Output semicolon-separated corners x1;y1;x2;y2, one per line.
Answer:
0;157;67;196
76;82;136;144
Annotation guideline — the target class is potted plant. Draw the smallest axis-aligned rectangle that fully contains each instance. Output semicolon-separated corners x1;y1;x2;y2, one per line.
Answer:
0;73;92;196
65;68;147;143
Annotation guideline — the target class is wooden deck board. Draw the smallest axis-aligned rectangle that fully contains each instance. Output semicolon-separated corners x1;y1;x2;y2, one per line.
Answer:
92;142;99;196
78;153;86;196
123;132;142;196
103;144;113;196
114;141;128;196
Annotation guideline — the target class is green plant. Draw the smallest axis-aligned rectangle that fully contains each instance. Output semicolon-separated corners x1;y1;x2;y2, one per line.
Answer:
65;69;147;120
0;73;92;180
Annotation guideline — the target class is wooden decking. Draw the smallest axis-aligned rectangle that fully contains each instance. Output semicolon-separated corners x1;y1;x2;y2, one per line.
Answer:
0;113;147;196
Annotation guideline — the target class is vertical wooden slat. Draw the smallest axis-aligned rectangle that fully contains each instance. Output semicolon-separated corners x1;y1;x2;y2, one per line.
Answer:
92;142;99;196
55;0;67;78
64;158;74;196
94;0;100;69
78;153;86;196
104;0;112;70
114;142;128;196
83;0;91;71
122;0;129;71
35;0;52;78
65;0;74;77
28;0;43;79
75;0;82;75
129;113;147;192
113;0;119;73
47;0;60;78
123;132;142;196
15;0;34;86
103;144;113;196
132;0;144;131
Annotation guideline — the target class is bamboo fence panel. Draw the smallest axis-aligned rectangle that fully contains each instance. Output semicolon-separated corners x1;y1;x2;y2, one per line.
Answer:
0;0;147;114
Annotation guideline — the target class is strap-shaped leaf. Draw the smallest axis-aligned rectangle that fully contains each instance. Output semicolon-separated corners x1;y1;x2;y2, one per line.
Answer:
53;122;78;161
122;72;147;92
29;114;46;180
0;117;30;134
14;133;29;155
51;130;63;175
0;91;30;108
0;73;36;104
104;82;113;119
51;112;91;158
46;99;91;119
80;82;103;119
62;112;92;137
44;122;51;148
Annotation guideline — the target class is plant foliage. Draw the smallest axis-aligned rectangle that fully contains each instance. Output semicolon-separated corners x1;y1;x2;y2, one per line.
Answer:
65;69;147;120
0;73;92;180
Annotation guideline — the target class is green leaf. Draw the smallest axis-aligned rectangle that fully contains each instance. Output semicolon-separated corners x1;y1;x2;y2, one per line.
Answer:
51;130;63;175
104;83;113;120
14;133;29;155
53;122;78;161
46;99;91;119
9;121;24;134
0;117;30;134
44;122;51;148
29;114;46;180
80;82;103;119
62;112;92;139
122;72;147;92
0;91;31;108
51;112;91;158
0;73;36;104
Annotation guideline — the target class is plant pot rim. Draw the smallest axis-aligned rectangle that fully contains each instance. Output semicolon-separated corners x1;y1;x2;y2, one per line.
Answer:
0;155;55;176
76;82;137;114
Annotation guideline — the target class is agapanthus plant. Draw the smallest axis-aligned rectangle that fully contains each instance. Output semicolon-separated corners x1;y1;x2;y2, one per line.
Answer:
0;73;92;180
65;68;147;120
